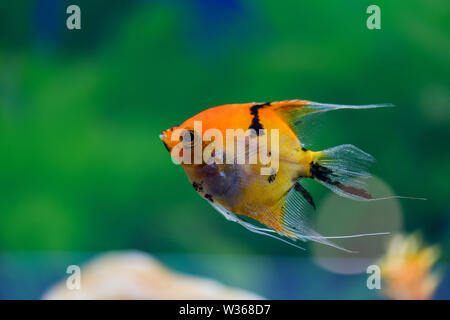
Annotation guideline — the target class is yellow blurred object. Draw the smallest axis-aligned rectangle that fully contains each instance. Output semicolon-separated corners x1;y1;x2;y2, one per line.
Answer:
43;251;263;300
378;233;441;300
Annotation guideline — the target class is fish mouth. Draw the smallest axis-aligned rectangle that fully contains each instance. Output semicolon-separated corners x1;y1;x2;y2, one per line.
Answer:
159;128;169;142
160;131;171;152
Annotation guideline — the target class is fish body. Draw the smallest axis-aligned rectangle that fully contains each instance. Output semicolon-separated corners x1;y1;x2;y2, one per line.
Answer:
161;100;392;250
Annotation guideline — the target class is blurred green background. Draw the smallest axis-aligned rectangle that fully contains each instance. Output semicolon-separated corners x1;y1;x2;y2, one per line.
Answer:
0;0;449;299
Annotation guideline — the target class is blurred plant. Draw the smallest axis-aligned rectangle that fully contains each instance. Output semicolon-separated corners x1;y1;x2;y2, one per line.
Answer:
378;233;441;300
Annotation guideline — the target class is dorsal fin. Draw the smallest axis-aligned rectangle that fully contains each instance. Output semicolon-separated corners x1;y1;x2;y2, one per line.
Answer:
269;100;393;147
270;100;393;119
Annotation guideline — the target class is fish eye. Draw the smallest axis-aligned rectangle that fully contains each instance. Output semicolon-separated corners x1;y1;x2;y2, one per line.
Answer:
181;129;199;147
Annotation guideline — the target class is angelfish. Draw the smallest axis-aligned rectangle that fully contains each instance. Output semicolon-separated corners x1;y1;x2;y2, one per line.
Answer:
160;100;401;252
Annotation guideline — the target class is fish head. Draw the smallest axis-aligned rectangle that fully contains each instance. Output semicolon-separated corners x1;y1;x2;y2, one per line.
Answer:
160;126;177;153
160;121;202;156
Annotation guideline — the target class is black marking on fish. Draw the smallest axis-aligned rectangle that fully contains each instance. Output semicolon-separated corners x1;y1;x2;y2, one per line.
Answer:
301;146;307;152
236;215;251;223
192;181;203;193
205;193;214;202
310;162;372;199
162;141;170;152
310;162;335;183
293;181;316;209
268;174;276;183
249;102;270;135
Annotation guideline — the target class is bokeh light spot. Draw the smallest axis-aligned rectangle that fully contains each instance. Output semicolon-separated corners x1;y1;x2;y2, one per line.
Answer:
312;176;403;274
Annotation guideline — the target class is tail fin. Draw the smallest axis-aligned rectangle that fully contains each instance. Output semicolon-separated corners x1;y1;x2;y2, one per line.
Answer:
310;144;375;201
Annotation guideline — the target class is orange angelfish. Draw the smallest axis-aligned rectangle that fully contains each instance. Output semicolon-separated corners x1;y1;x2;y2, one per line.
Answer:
160;100;398;252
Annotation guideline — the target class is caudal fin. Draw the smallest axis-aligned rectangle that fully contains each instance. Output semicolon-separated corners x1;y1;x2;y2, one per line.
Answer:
310;144;375;200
